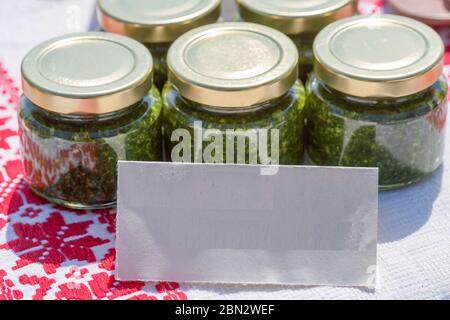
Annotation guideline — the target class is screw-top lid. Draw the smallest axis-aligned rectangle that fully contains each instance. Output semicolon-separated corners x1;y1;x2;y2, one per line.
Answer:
21;32;153;115
313;14;445;98
167;22;299;108
97;0;222;43
236;0;357;35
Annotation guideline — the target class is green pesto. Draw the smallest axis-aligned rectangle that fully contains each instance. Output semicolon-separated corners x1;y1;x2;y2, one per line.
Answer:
144;42;171;91
19;86;162;209
162;81;306;165
305;75;448;189
289;34;315;83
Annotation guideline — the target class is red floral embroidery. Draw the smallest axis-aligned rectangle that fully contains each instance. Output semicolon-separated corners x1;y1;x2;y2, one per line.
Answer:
19;274;55;300
0;181;49;218
55;282;93;300
0;62;19;107
0;129;16;150
54;271;145;300
94;208;116;234
98;248;116;271
0;116;11;127
0;212;109;274
88;272;145;300
0;217;7;231
2;160;24;183
128;293;158;300
0;180;23;216
65;267;89;280
156;282;188;301
0;269;23;300
20;207;43;219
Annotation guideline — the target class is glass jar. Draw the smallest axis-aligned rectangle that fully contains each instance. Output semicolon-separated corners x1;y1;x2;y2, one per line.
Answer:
305;15;448;190
163;23;305;165
19;32;162;209
97;0;222;91
236;0;357;82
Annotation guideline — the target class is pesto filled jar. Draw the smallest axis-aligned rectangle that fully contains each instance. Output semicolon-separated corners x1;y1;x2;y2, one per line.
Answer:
306;15;448;190
19;32;162;209
163;23;305;165
97;0;222;91
236;0;357;81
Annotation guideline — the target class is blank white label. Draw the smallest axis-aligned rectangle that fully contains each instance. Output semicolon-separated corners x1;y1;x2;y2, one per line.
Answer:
116;162;378;287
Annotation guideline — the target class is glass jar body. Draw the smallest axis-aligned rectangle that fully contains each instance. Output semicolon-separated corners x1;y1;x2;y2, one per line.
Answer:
144;42;172;91
143;17;224;90
162;81;306;165
19;87;163;209
305;74;448;190
289;33;315;82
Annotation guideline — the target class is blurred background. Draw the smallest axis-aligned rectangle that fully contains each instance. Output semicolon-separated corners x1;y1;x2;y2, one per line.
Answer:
0;0;238;79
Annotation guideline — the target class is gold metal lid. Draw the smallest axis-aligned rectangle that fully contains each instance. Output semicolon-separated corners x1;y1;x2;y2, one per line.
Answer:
167;22;299;108
313;14;445;98
21;32;153;115
97;0;222;43
236;0;357;35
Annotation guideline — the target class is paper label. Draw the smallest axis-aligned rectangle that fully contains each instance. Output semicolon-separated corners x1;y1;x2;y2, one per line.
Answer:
116;161;378;287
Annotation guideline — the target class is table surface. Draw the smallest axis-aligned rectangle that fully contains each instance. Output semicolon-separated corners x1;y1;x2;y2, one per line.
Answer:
1;0;450;300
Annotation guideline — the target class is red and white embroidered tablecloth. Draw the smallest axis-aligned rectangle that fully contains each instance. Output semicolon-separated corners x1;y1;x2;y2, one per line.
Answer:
1;0;450;300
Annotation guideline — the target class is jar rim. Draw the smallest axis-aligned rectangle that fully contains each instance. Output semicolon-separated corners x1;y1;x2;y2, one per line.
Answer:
21;32;153;115
313;14;445;98
97;0;221;43
167;22;299;108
